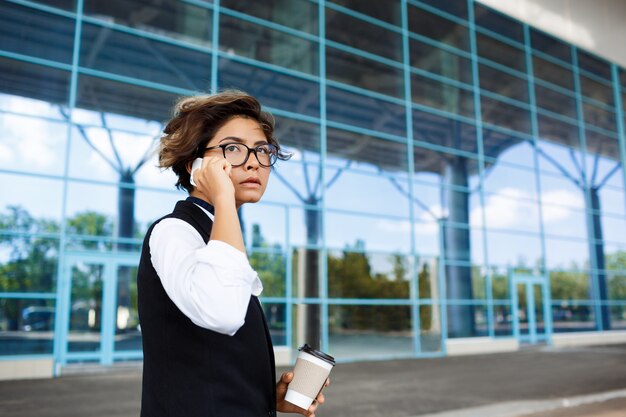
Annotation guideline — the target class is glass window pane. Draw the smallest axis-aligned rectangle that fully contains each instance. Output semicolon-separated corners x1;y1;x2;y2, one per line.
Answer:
609;305;626;330
326;131;409;217
537;114;579;146
584;104;617;132
412;74;474;118
250;251;286;297
328;251;410;298
0;113;67;176
220;15;318;75
76;75;178;122
262;302;286;346
329;305;414;359
31;0;75;10
327;87;406;136
330;0;401;26
115;265;141;352
0;233;59;293
0;59;70;112
0;298;55;355
222;0;317;34
543;206;587;239
487;231;542;267
552;302;596;332
577;49;611;81
244;204;287;251
533;55;574;90
474;3;523;43
219;58;320;118
419;0;467;19
408;6;469;51
326;8;402;62
0;174;64;225
530;28;571;64
0;2;75;63
535;84;577;119
482;128;531;164
84;0;212;45
545;238;589;269
409;40;473;84
484;163;538;200
608;272;626;301
483;194;540;233
80;24;213;90
479;65;528;103
326;47;404;98
480;96;531;134
477;33;525;72
291;248;322;297
68;262;103;353
580;75;614;107
326;211;411;252
413;112;478;154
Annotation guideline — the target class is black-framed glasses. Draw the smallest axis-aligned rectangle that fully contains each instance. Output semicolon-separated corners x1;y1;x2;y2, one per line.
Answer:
203;142;279;167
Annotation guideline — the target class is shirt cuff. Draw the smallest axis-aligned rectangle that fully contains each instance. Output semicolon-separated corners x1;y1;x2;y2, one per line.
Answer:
195;240;260;288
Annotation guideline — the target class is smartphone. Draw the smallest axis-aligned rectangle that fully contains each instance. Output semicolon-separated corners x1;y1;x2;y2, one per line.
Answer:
190;158;203;186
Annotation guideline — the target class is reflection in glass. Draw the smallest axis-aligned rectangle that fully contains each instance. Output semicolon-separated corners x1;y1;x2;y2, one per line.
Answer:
483;162;538;199
77;75;178;122
487;231;542;267
476;33;525;72
542;206;587;239
418;0;467;19
609;305;626;330
409;40;472;84
552;302;596;332
0;298;55;355
482;128;530;164
481;96;531;134
583;104;616;132
326;48;404;99
0;232;58;293
537;114;578;145
328;251;410;299
262;302;286;346
0;113;67;176
84;0;211;45
482;194;540;233
413;111;477;154
325;211;411;253
220;15;318;75
219;58;320;117
326;87;406;136
530;28;571;63
535;84;577;119
0;2;75;63
68;263;103;353
479;64;528;103
80;24;213;91
545;238;589;270
474;3;523;43
250;250;286;298
222;0;317;34
30;0;75;10
580;75;614;107
330;0;401;25
0;59;70;112
533;56;573;90
493;304;512;336
115;265;141;352
577;49;611;80
0;174;64;224
408;6;469;51
412;74;474;118
329;305;414;359
326;8;401;62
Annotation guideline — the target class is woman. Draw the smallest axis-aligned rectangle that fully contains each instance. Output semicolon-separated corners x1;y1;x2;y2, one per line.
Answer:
137;90;327;416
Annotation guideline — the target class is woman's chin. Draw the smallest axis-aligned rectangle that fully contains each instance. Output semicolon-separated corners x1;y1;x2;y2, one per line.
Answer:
235;190;264;205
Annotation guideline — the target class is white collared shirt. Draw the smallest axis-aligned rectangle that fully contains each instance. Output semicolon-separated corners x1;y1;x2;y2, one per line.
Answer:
148;203;263;336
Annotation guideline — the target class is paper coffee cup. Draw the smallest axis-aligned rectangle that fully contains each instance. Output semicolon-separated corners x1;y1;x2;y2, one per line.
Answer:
285;344;335;410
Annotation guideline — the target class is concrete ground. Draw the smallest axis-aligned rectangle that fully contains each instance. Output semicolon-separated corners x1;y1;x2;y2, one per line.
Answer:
0;344;625;417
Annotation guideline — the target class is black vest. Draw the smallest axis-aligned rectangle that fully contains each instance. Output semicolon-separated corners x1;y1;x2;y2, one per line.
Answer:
137;200;276;417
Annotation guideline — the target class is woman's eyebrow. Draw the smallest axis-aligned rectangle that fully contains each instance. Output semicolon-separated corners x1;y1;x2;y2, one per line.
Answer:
219;136;269;145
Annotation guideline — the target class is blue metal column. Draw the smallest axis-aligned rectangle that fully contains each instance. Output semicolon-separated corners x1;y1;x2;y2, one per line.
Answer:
53;0;84;375
210;0;220;93
400;0;421;355
100;260;117;365
526;282;537;345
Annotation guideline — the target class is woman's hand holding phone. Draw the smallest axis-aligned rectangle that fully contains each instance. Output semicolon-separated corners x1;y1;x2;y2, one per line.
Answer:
191;157;235;207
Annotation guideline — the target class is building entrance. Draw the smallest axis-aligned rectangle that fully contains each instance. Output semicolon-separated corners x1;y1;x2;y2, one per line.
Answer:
54;251;142;370
509;271;552;345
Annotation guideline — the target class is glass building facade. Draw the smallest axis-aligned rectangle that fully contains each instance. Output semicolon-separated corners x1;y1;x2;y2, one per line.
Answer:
1;0;626;368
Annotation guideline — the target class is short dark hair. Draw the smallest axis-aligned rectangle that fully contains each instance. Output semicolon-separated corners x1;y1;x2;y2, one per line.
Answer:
158;90;290;193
